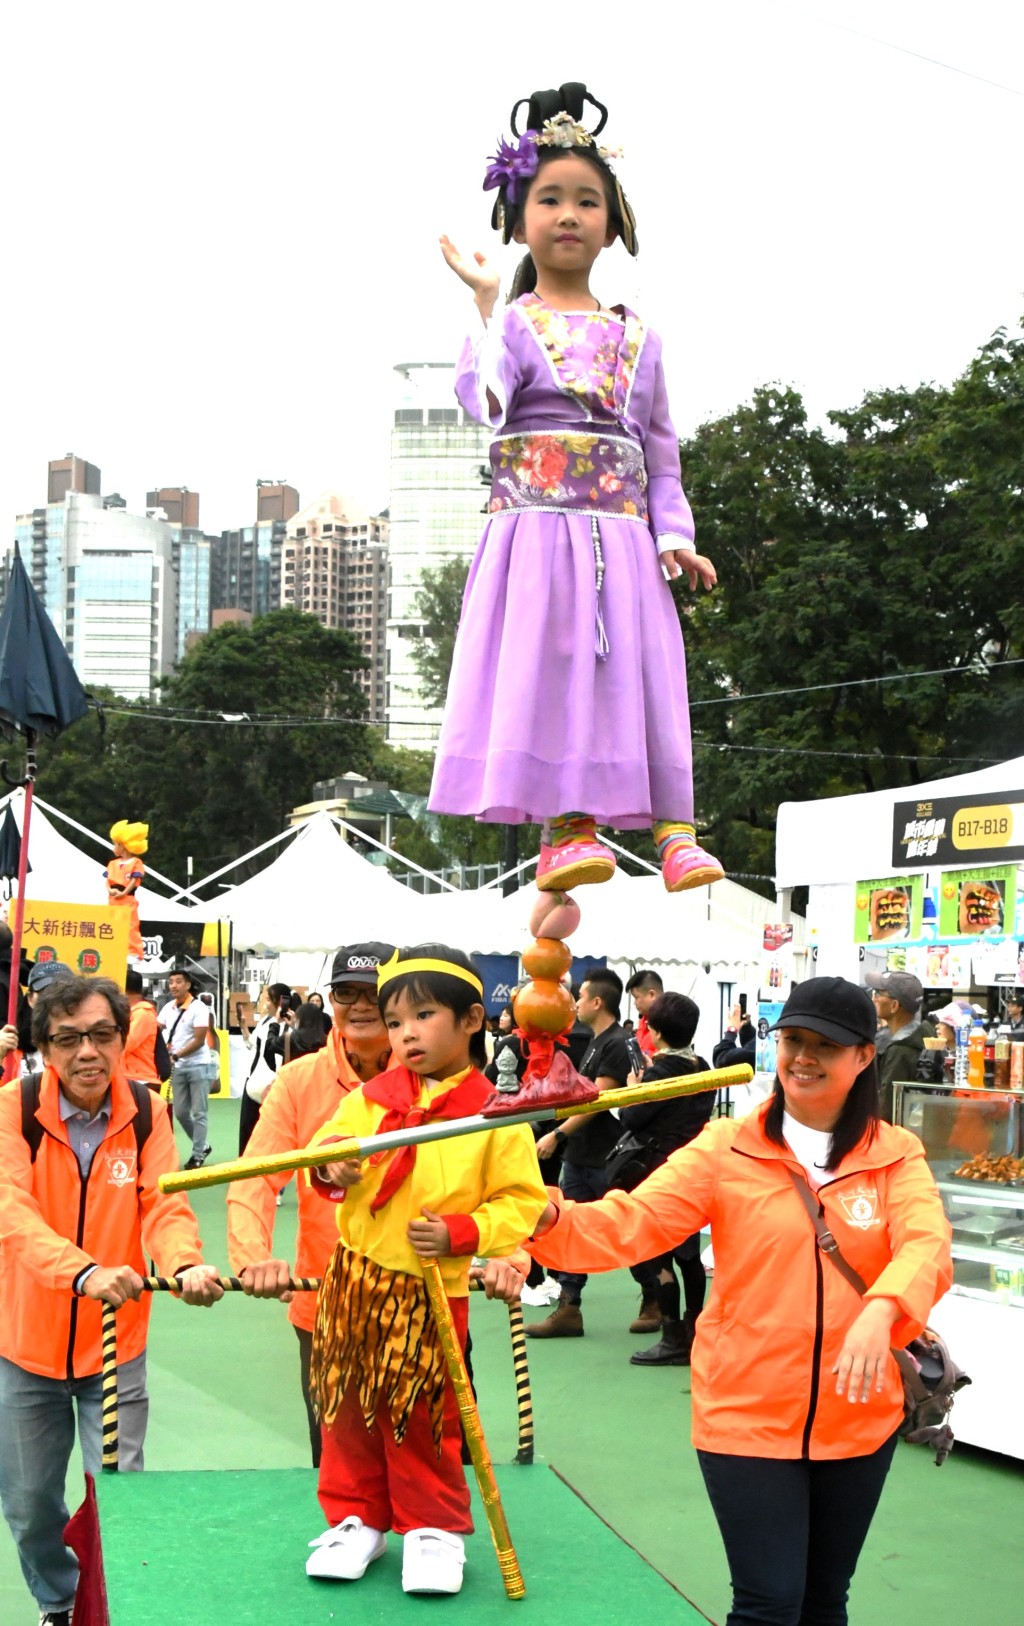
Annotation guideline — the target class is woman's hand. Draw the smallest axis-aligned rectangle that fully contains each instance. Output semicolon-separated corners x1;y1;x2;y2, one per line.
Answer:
834;1299;900;1403
471;1252;529;1301
0;1023;19;1059
439;235;500;320
408;1209;452;1258
177;1264;225;1307
660;549;717;592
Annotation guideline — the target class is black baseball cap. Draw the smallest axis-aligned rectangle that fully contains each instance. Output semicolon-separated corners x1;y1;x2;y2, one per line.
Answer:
770;977;877;1047
330;942;394;986
27;960;74;993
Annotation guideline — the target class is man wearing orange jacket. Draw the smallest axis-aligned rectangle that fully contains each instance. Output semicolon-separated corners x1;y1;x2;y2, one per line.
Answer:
0;975;223;1626
123;967;162;1088
227;942;394;1466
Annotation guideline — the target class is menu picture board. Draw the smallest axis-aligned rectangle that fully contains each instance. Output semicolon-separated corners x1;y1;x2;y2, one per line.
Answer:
853;875;923;946
937;865;1016;941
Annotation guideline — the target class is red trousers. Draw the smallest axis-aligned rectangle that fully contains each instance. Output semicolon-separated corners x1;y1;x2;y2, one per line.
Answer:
317;1294;473;1536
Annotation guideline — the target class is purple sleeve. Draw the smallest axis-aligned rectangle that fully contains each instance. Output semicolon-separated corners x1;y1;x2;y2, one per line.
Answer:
643;339;696;549
454;308;522;428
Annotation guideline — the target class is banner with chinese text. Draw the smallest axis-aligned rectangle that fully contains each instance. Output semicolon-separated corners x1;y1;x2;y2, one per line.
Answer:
892;792;1024;868
26;900;129;987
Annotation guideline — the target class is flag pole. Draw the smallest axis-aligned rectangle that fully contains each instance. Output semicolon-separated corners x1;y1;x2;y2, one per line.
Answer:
3;741;36;1082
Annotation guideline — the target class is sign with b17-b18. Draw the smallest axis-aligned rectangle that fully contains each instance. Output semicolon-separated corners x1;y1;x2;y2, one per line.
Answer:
891;791;1024;869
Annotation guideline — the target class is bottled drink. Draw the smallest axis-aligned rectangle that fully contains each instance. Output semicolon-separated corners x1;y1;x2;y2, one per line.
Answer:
993;1029;1011;1091
983;1024;996;1086
1010;1040;1024;1088
967;1021;986;1089
955;1022;970;1088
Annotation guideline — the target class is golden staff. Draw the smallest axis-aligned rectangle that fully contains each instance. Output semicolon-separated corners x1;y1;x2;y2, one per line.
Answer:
159;1065;753;1195
421;1256;525;1601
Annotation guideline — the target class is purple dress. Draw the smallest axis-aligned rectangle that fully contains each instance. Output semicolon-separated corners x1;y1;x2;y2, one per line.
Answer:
428;294;697;831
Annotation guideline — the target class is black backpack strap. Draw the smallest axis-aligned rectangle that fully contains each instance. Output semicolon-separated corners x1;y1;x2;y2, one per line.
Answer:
126;1077;153;1157
20;1074;45;1162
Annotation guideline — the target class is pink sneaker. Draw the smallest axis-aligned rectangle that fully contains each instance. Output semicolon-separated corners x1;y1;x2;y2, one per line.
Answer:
662;841;725;893
536;837;616;892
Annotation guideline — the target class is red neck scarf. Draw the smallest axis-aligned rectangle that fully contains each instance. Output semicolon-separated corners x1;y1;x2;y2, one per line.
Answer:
363;1064;491;1213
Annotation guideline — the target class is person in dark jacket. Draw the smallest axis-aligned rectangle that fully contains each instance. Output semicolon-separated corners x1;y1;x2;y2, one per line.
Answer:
620;991;715;1366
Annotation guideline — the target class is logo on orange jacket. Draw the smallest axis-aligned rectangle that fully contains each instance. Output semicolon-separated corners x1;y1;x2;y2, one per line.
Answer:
836;1185;881;1230
105;1150;137;1188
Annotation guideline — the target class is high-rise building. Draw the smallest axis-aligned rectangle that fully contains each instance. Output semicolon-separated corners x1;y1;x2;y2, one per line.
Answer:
145;488;213;661
386;363;491;746
280;493;389;722
12;457;177;699
212;480;299;617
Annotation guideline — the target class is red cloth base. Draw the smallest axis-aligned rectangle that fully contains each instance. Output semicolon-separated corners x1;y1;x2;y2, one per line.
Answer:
63;1472;110;1626
317;1295;473;1535
482;1045;601;1118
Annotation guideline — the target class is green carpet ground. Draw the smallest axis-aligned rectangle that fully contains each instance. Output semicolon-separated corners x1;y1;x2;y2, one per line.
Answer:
2;1100;1021;1624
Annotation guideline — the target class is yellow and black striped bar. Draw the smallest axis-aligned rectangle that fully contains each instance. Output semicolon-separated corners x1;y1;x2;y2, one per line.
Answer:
506;1298;534;1465
100;1303;119;1472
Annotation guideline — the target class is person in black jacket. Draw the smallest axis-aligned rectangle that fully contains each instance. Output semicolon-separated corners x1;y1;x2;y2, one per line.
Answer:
620;991;715;1367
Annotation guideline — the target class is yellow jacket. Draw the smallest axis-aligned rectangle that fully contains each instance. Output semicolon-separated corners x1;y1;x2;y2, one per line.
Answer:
308;1066;547;1295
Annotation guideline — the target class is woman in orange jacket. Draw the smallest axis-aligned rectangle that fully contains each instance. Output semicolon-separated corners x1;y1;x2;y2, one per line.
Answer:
524;976;952;1626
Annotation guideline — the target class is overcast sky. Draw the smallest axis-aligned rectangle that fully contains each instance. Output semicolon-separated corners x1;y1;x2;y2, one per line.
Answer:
3;1;1022;538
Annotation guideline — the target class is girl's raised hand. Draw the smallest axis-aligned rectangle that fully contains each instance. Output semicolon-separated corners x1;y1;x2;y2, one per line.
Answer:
439;235;500;317
660;548;718;593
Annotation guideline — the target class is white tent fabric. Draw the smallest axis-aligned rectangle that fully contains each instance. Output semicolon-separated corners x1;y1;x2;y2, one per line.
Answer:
775;755;1024;890
426;868;786;964
192;811;431;950
0;789;194;918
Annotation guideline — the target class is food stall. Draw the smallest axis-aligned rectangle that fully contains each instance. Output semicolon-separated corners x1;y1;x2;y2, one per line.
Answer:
776;756;1024;1458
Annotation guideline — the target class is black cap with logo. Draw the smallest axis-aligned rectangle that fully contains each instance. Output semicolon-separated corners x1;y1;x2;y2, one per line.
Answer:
330;942;395;987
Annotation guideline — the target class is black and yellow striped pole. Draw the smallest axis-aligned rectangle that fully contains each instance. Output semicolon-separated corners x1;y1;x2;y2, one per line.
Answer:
100;1303;119;1472
422;1258;525;1600
506;1298;534;1465
99;1274;533;1475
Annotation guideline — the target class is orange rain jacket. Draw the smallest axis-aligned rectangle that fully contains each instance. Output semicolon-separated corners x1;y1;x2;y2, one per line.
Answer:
124;999;161;1084
227;1028;390;1333
531;1100;952;1459
0;1065;204;1379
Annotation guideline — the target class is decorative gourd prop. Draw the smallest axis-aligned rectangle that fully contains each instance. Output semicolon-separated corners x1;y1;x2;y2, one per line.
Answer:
482;891;601;1117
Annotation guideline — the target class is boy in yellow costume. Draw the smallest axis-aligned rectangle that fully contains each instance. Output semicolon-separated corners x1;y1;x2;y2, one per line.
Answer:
304;943;546;1597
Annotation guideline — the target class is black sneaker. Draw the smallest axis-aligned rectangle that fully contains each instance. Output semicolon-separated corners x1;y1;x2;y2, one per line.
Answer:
183;1155;202;1170
40;1611;73;1625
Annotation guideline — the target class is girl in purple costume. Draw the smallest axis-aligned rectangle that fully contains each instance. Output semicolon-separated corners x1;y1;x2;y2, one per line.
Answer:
430;83;723;895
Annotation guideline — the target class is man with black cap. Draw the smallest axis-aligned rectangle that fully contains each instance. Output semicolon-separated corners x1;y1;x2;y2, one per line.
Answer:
865;969;929;1123
227;942;394;1465
157;966;212;1168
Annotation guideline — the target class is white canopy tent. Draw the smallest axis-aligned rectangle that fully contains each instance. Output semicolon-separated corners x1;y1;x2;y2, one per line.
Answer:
775;755;1024;981
191;810;432;951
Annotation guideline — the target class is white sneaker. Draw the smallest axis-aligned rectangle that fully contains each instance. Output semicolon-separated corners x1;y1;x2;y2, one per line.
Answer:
402;1528;466;1594
519;1282;550;1306
541;1277;562;1302
306;1516;386;1580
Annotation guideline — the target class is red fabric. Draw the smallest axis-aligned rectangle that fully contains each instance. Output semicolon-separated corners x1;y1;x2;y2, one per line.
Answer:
636;1016;656;1058
362;1066;491;1214
317;1294;473;1535
444;1213;481;1255
63;1472;110;1626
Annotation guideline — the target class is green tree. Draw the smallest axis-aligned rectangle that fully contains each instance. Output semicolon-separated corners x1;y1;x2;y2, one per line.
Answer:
410;557;470;709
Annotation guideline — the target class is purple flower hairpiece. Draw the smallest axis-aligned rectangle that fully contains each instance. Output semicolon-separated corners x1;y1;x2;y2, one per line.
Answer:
482;131;539;204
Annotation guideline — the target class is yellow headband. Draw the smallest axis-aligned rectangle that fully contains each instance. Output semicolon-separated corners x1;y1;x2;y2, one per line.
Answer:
377;949;483;998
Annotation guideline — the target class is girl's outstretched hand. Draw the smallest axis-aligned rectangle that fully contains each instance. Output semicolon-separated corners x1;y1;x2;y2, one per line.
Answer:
439;235;500;319
660;549;717;593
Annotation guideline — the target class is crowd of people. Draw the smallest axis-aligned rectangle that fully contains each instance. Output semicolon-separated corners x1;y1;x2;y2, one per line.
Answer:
0;918;964;1625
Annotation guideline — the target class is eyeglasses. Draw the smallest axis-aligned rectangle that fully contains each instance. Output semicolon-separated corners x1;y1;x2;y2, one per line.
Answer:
46;1024;122;1052
330;985;379;1006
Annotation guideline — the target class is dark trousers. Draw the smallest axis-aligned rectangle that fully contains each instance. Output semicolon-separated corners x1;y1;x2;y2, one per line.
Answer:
697;1432;899;1625
555;1161;657;1301
295;1326;321;1468
238;1089;263;1156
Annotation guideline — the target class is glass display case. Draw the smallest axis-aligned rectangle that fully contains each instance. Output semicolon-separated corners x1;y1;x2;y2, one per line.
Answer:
893;1081;1024;1458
